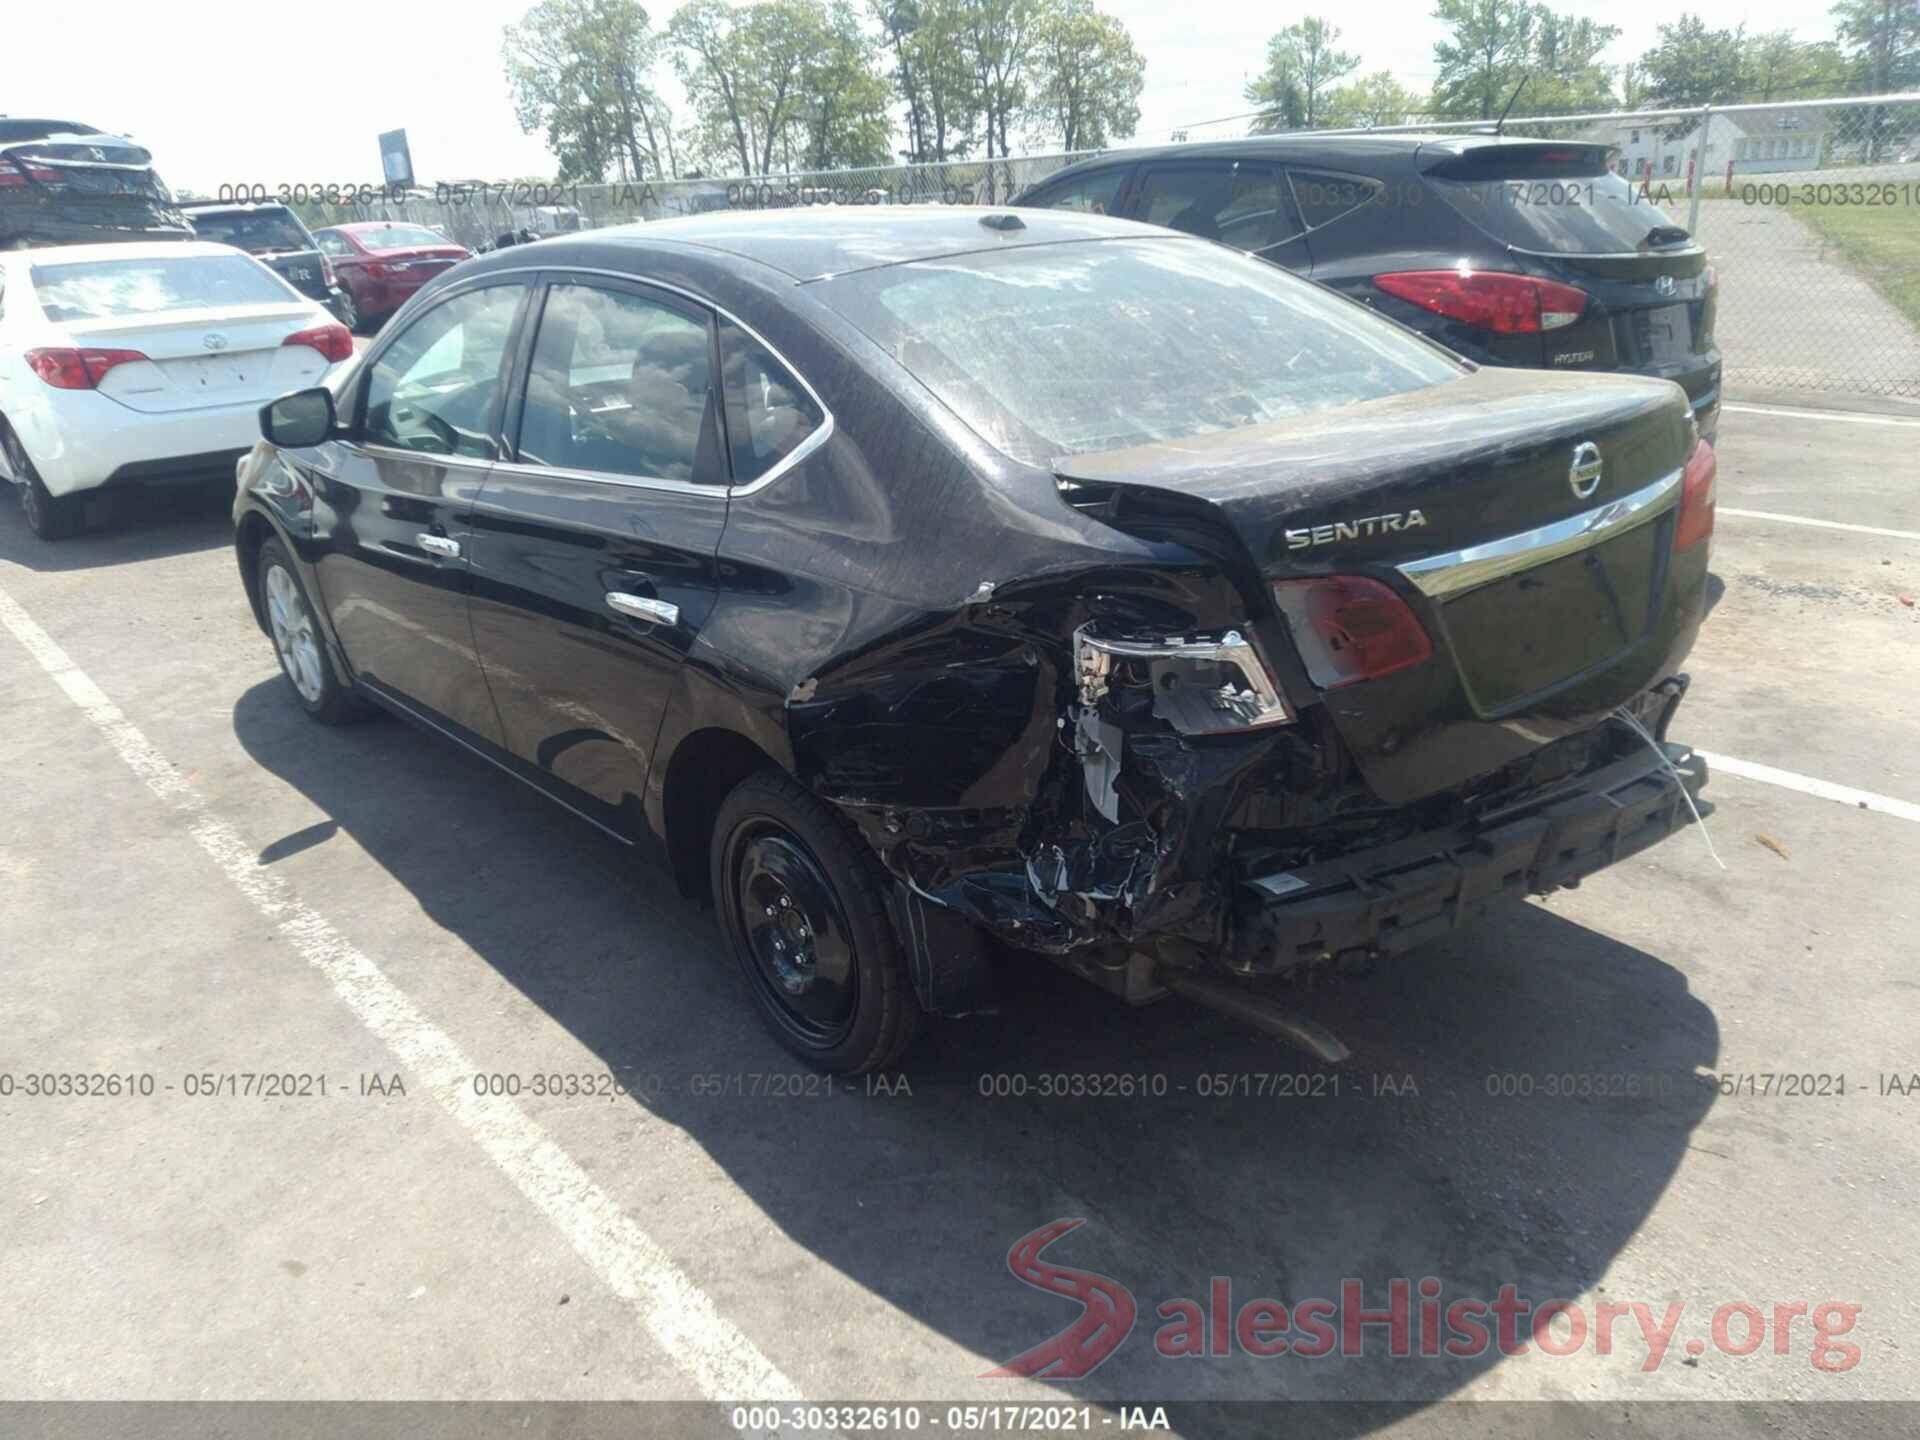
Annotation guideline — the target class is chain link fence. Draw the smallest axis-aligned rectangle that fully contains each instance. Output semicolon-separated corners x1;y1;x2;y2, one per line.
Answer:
288;94;1920;402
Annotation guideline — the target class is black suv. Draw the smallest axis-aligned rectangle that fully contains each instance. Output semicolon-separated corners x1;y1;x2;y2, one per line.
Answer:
1015;135;1721;441
181;201;350;325
0;116;189;247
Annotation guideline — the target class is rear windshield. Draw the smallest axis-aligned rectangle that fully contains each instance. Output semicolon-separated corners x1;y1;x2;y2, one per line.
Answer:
358;225;452;250
818;238;1461;464
189;209;312;253
0;119;97;142
31;255;295;321
1426;148;1689;254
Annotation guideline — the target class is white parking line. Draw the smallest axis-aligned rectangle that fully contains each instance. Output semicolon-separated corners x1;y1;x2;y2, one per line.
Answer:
1697;750;1920;825
0;581;804;1410
1723;402;1920;428
1717;507;1920;542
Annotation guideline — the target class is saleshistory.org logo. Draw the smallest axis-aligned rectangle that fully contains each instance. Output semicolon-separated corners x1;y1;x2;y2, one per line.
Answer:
984;1220;1863;1378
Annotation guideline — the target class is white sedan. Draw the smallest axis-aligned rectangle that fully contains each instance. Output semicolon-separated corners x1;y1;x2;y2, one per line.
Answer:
0;240;351;539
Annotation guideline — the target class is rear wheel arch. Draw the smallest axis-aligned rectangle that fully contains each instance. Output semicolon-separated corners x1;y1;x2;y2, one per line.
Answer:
660;727;780;903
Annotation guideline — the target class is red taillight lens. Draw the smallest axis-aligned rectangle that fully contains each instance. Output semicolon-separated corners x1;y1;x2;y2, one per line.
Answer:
320;254;337;287
362;261;389;278
1676;438;1716;551
25;347;149;389
1270;575;1433;689
1374;269;1590;334
282;323;354;364
0;159;60;187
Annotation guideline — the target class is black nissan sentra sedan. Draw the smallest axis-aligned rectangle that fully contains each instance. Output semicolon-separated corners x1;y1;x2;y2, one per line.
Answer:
233;208;1715;1072
1015;136;1723;443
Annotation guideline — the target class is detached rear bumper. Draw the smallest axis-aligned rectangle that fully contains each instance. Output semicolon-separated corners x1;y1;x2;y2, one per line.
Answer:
1230;741;1707;973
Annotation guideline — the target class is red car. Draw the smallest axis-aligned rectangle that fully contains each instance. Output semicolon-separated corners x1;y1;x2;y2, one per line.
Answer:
310;221;469;332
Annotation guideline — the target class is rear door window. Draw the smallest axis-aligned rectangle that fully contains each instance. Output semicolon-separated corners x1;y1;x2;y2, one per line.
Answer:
514;281;724;484
1128;161;1293;251
1022;166;1130;216
1424;147;1688;253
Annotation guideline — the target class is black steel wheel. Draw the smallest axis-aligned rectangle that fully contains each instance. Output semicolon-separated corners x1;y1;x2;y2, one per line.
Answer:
711;770;922;1073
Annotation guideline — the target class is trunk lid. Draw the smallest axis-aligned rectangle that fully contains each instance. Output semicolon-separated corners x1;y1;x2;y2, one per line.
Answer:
1054;368;1702;802
64;304;332;413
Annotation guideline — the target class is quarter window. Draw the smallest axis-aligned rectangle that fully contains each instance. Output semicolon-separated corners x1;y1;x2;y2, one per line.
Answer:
515;282;723;484
1288;169;1383;232
315;232;351;257
719;319;823;483
362;284;522;459
1025;167;1129;215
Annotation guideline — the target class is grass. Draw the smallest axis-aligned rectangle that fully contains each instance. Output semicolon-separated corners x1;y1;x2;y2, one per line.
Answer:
1786;200;1920;331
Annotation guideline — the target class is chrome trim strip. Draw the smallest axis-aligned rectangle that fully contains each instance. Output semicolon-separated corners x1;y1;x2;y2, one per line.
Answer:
1397;466;1684;600
1073;624;1292;727
348;441;497;472
420;262;835;499
480;411;834;501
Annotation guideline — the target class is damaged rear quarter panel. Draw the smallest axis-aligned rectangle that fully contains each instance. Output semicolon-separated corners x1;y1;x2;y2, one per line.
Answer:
661;282;1291;954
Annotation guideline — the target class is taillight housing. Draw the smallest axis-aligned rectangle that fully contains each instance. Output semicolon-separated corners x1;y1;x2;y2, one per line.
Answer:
25;347;149;390
1374;269;1589;334
1675;438;1716;551
320;254;337;288
0;158;60;187
1270;576;1433;689
283;323;354;364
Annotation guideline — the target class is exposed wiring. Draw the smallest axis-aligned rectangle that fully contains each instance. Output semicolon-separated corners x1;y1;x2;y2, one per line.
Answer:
1613;705;1726;871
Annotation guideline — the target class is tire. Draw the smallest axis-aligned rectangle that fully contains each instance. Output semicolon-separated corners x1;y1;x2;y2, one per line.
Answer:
257;538;369;724
334;288;361;333
5;426;81;541
710;769;923;1073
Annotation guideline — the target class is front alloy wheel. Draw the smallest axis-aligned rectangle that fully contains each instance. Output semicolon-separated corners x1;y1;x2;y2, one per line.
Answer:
256;538;368;725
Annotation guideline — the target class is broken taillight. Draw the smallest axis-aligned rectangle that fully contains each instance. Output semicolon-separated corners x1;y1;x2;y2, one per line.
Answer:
1675;438;1716;551
1270;575;1433;689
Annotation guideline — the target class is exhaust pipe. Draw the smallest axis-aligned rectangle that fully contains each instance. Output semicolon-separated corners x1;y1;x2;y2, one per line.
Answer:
1157;968;1351;1064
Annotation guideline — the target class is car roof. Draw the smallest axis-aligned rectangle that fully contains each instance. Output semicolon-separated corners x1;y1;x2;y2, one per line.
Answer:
526;206;1192;282
1023;132;1598;186
0;118;103;142
182;200;297;213
329;220;442;234
11;239;251;267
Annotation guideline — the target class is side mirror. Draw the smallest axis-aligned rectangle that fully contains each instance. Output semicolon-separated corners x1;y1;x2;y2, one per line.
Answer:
260;387;336;449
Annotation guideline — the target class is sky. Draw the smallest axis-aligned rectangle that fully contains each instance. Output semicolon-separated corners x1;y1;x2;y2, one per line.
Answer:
0;0;1852;192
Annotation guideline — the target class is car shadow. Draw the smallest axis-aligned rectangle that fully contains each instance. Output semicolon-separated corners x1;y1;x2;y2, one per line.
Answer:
0;482;234;572
232;678;1719;1417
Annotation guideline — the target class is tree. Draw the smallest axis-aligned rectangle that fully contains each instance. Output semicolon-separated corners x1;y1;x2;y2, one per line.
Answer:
1429;0;1535;119
1321;71;1423;129
668;0;892;175
962;0;1044;164
503;0;677;181
1525;10;1619;113
1637;14;1748;107
1832;0;1920;159
1743;31;1851;101
1029;0;1144;151
900;0;983;160
793;2;896;170
1248;18;1359;131
1831;0;1920;93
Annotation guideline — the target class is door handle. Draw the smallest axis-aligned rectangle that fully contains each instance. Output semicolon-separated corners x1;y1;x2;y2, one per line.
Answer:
417;534;461;559
605;591;679;627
